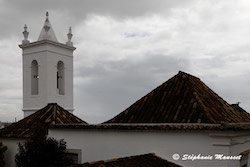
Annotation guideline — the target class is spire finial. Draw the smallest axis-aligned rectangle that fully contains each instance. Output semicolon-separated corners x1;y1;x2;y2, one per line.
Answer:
66;27;73;46
22;24;30;44
24;24;27;31
43;12;51;40
69;27;72;34
45;12;49;22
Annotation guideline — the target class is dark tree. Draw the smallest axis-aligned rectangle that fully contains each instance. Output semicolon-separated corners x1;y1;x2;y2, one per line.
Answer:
0;142;7;167
15;129;73;167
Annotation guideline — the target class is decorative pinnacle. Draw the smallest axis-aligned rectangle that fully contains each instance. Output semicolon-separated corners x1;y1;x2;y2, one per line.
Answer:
67;27;73;41
66;27;73;46
44;12;50;34
24;24;27;32
43;12;50;39
46;12;49;21
22;24;30;44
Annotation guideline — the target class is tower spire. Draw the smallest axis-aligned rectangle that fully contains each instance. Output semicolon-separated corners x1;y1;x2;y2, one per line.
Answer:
37;12;58;42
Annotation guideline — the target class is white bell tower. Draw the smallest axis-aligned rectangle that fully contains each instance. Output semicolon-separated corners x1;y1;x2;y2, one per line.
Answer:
19;12;76;117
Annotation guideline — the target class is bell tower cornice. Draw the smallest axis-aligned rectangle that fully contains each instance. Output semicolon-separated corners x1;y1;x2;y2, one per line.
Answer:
19;39;76;51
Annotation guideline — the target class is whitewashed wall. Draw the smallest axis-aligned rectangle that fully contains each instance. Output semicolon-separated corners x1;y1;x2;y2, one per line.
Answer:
49;129;250;167
1;138;24;167
1;129;249;167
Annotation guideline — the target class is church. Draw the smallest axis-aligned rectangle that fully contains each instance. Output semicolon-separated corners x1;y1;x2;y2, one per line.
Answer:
0;13;250;167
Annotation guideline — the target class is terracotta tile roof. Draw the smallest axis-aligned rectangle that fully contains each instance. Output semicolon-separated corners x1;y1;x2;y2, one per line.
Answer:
70;153;182;167
105;71;250;124
51;123;250;131
0;103;87;138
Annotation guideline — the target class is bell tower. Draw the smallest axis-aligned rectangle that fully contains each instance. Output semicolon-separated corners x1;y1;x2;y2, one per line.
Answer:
19;12;76;117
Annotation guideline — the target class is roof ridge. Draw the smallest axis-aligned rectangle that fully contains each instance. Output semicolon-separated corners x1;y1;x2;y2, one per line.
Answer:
54;104;88;125
105;71;250;124
52;104;57;125
75;153;183;167
87;153;157;164
189;77;249;123
0;103;87;138
104;71;201;123
178;71;200;80
182;75;218;123
103;73;182;123
40;105;54;119
178;72;250;123
192;91;217;123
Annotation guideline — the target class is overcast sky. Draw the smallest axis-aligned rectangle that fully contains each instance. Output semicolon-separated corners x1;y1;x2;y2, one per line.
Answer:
0;0;250;123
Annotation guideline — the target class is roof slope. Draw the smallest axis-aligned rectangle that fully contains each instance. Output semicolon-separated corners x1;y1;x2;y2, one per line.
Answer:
106;71;250;124
70;153;182;167
0;103;87;138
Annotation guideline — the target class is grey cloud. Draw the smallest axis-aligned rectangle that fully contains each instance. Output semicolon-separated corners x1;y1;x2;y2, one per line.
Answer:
0;0;194;40
193;56;227;69
4;0;192;18
1;0;250;123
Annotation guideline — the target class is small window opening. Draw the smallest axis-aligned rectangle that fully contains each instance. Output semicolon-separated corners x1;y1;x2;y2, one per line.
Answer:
57;61;65;95
66;149;81;164
31;60;39;95
67;153;79;164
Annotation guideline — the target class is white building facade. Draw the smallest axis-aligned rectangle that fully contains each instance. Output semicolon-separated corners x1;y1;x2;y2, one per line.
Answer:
2;124;250;167
48;124;250;167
